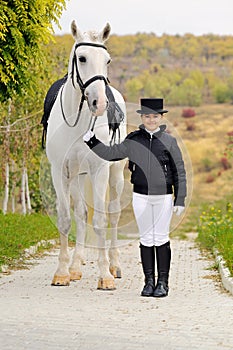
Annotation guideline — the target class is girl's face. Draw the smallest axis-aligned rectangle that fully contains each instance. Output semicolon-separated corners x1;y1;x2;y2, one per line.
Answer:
141;113;163;131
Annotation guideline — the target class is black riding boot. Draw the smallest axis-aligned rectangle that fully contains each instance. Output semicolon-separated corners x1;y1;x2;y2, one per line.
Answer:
140;244;155;297
153;241;171;298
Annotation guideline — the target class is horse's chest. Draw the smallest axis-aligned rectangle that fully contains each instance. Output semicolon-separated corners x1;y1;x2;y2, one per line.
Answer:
66;144;108;178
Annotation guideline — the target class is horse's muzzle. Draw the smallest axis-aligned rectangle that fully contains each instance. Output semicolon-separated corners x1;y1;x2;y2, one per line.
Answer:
88;97;109;116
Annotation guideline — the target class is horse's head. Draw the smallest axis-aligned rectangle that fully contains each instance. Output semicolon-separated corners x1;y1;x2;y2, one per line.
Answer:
70;21;111;116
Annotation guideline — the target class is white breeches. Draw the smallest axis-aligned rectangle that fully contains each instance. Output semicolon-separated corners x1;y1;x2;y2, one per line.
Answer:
132;193;173;247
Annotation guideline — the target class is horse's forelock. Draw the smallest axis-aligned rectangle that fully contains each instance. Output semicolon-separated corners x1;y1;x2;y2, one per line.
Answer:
83;30;101;43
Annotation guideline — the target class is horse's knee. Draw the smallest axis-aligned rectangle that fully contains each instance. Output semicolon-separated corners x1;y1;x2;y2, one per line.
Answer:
57;215;71;235
74;205;87;224
92;213;107;233
108;200;121;214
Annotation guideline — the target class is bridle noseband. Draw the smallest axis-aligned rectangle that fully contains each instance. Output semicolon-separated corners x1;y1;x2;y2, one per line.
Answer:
60;42;109;128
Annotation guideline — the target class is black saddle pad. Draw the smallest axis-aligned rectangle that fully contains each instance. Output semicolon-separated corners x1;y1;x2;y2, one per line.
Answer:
41;74;68;148
41;74;68;131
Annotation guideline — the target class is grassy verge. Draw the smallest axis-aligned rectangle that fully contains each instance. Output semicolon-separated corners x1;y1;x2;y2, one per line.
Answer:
0;213;59;269
196;195;233;276
1;201;233;277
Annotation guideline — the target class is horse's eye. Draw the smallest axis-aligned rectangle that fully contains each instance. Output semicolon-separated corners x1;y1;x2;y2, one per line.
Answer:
79;56;86;63
107;59;111;65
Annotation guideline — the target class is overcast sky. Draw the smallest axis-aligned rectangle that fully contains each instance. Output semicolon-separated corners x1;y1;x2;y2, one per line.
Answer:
53;0;233;36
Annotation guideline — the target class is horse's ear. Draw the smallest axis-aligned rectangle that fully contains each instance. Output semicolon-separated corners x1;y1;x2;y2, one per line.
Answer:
99;23;111;42
71;20;83;41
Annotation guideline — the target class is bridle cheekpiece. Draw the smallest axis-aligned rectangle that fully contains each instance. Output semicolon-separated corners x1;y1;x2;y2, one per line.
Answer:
60;42;109;128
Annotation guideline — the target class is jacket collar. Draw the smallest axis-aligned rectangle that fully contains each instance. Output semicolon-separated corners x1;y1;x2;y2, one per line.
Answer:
139;124;167;137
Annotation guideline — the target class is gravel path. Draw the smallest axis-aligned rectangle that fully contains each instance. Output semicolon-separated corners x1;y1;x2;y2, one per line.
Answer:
0;236;233;350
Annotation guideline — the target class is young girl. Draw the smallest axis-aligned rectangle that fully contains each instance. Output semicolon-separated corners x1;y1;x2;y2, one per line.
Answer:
83;98;187;297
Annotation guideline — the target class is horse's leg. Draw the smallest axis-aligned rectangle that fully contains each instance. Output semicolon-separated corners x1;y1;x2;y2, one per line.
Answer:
91;165;115;290
108;162;125;278
69;174;87;281
51;166;71;286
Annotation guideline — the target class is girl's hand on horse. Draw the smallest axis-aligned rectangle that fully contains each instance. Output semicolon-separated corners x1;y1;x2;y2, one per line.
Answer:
83;130;94;142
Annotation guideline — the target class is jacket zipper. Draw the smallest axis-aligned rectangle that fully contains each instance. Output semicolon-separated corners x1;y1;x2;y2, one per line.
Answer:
148;135;153;195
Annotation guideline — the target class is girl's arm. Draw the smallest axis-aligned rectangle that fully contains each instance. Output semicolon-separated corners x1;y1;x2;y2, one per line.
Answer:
84;133;129;161
170;138;187;206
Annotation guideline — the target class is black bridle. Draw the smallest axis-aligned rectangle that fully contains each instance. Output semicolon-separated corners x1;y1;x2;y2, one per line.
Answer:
60;42;109;128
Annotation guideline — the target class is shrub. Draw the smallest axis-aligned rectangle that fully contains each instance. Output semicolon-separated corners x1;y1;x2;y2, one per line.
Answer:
181;108;196;118
213;83;231;103
220;157;231;170
224;131;233;161
201;158;214;172
185;121;196;131
198;203;233;275
206;174;215;183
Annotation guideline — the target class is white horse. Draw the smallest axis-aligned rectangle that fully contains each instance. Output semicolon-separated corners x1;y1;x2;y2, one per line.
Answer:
45;21;127;290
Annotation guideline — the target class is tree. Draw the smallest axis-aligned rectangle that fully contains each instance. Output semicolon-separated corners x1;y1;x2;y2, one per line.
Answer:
125;78;143;102
0;0;66;103
227;73;233;104
168;78;202;106
213;82;231;103
0;0;67;213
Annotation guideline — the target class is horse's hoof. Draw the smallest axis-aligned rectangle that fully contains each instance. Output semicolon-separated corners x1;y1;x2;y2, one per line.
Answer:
97;278;116;290
51;275;70;286
69;269;82;281
110;266;122;279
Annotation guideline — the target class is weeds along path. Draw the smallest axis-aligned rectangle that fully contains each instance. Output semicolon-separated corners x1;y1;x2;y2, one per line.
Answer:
0;237;233;350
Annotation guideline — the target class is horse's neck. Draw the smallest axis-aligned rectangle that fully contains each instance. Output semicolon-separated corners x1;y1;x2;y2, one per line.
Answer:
62;79;89;129
63;78;81;114
59;79;125;144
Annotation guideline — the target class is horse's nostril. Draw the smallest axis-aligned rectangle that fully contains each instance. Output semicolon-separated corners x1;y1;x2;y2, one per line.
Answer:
93;100;97;107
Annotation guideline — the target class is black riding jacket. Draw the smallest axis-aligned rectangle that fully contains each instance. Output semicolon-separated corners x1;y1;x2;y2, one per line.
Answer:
86;125;187;206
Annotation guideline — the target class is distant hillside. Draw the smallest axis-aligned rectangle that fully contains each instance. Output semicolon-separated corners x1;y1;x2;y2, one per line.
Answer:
52;33;233;106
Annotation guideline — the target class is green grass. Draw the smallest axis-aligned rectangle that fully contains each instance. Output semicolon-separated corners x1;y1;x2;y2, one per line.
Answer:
0;213;59;268
1;201;233;277
0;211;131;271
197;195;233;276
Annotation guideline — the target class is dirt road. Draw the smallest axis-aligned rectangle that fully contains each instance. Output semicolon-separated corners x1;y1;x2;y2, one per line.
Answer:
0;237;233;350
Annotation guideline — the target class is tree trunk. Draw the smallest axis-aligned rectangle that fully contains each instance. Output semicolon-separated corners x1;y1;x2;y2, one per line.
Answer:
11;160;16;213
25;169;32;214
2;101;12;214
21;167;26;215
3;162;9;214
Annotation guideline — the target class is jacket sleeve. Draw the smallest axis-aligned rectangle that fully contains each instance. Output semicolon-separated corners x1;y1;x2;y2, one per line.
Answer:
169;138;187;206
85;135;129;161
